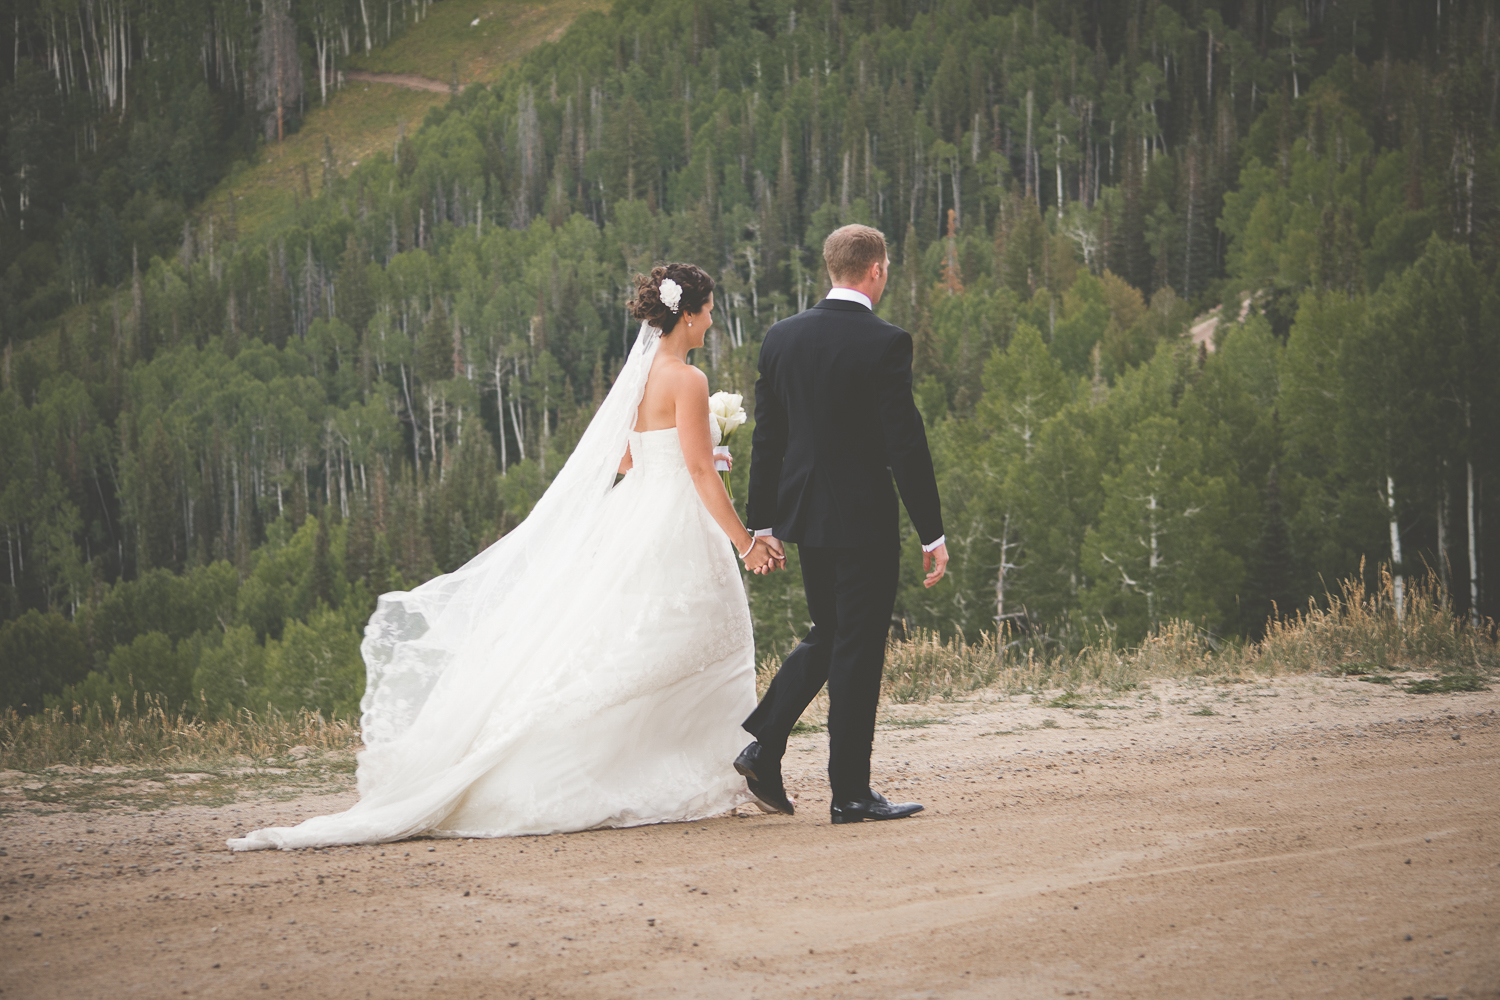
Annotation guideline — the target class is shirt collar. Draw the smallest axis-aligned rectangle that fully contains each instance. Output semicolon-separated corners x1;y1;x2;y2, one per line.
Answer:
825;287;873;310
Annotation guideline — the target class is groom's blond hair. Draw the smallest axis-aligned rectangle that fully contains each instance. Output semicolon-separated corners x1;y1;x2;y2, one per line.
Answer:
823;225;887;285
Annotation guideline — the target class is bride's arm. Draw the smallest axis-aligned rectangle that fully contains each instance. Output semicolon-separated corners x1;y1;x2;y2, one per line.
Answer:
617;443;633;475
673;368;769;568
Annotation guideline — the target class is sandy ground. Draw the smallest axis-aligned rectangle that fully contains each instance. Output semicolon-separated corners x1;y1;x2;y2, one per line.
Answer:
2;674;1497;1000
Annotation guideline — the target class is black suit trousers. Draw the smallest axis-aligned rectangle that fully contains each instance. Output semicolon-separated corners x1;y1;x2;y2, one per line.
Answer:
742;539;900;802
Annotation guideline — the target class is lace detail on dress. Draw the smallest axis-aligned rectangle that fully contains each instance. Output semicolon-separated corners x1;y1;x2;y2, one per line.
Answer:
228;411;757;850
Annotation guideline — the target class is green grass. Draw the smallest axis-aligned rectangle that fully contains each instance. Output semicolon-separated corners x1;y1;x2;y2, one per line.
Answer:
882;717;941;729
6;757;355;816
1330;661;1380;676
210;85;447;244
344;0;610;83
199;0;607;244
1404;674;1490;694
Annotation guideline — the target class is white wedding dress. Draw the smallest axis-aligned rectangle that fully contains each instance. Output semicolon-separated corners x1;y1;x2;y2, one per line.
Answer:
229;324;756;850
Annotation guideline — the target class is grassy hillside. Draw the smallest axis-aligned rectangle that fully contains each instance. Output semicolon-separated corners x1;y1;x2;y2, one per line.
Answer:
212;85;447;244
344;0;606;83
204;0;608;244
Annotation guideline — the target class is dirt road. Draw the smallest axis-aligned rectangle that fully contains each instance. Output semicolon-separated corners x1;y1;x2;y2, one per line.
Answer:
3;675;1496;999
345;70;457;93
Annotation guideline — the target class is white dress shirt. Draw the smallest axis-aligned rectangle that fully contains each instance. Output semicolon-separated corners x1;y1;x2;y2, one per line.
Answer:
825;286;873;310
752;285;945;554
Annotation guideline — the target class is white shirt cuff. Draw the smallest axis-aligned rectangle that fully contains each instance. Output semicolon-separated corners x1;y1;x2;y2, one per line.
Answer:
753;528;775;537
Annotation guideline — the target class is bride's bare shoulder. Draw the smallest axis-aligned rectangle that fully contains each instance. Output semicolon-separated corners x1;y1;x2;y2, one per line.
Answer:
655;357;708;394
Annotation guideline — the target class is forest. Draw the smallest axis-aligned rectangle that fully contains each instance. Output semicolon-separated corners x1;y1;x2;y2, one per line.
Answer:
1;0;1497;721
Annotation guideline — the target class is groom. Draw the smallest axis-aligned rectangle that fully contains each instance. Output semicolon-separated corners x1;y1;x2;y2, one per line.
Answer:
736;224;948;824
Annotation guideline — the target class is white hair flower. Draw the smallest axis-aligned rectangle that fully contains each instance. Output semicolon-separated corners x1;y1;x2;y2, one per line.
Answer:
659;277;683;313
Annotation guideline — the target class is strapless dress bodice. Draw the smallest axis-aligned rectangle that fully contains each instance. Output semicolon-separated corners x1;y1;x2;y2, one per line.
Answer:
627;427;689;477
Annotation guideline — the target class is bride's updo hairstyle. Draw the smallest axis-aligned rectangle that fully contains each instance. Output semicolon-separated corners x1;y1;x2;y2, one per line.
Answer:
628;263;715;336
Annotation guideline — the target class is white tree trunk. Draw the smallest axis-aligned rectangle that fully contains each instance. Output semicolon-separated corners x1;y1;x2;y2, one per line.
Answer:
1024;89;1034;198
507;361;525;464
359;0;372;53
952;154;962;229
399;363;421;477
995;515;1009;625
494;354;507;475
1387;475;1404;621
426;391;438;481
1055;132;1063;209
316;34;328;104
1206;30;1213;100
1468;459;1480;628
539;384;549;479
1147;492;1159;626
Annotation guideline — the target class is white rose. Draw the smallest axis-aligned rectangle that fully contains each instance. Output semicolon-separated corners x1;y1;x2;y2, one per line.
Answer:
659;277;683;313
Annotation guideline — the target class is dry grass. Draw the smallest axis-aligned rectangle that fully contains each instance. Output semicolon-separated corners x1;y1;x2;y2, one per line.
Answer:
0;694;361;773
875;569;1496;706
8;573;1492;775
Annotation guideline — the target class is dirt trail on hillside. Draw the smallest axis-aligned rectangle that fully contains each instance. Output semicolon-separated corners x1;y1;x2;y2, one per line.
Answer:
3;675;1497;999
345;70;458;93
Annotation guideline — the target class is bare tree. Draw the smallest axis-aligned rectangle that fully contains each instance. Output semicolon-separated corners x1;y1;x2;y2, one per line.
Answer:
256;0;302;142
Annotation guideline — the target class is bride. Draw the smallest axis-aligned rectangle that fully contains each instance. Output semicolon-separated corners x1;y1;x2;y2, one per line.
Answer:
229;263;781;850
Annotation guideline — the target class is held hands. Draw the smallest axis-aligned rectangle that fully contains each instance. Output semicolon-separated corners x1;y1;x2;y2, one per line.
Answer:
922;542;949;588
740;536;786;575
761;536;786;573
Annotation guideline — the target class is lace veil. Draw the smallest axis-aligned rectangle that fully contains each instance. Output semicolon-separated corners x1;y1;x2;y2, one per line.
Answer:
358;321;662;749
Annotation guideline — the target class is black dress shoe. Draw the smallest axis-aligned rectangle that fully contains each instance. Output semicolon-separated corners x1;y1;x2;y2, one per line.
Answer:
830;790;923;824
734;742;794;816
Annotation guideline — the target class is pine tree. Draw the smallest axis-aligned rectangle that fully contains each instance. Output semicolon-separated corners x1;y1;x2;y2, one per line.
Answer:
302;507;336;614
265;242;292;349
336;235;374;336
0;610;89;714
344;495;373;585
1116;124;1150;292
1242;464;1296;636
138;421;179;572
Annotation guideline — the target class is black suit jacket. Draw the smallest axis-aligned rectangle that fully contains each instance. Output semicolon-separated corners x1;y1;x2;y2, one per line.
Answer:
747;298;943;549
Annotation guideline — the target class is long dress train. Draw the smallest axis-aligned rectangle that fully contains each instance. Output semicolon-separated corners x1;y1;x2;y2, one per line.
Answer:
228;325;756;849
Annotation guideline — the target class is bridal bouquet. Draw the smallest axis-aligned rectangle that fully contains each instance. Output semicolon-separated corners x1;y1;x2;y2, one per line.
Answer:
708;391;747;497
